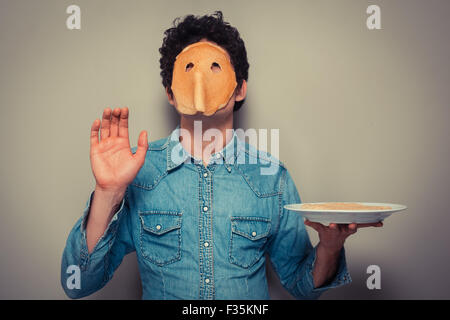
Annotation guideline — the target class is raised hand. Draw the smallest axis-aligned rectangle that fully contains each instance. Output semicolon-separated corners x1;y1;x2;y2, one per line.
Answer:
90;107;148;193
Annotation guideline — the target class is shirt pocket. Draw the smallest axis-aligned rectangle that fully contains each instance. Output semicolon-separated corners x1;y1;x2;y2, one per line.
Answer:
229;216;271;269
138;210;182;266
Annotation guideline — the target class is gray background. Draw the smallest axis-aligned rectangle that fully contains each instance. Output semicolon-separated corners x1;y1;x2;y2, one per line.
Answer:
1;0;449;299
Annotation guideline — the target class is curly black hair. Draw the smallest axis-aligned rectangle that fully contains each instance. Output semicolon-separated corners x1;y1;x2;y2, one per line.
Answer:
159;11;249;112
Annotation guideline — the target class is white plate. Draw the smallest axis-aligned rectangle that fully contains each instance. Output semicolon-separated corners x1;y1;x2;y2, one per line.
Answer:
284;202;407;224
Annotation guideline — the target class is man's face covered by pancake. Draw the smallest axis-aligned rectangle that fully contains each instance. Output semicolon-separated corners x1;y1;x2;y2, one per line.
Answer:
171;41;238;116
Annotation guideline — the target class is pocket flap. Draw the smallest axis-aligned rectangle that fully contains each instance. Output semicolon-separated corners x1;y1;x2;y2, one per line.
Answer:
231;217;271;240
139;211;182;235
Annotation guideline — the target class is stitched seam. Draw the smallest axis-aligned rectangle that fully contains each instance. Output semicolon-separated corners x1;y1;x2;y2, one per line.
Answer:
131;171;168;190
139;212;182;234
138;210;182;215
159;266;166;300
210;169;215;299
276;168;287;236
230;217;271;240
231;216;271;222
234;165;280;198
246;269;250;298
139;214;182;266
232;229;269;240
197;165;204;299
146;135;170;152
147;145;166;151
79;229;88;270
242;146;286;169
141;223;181;235
229;217;271;269
230;233;268;269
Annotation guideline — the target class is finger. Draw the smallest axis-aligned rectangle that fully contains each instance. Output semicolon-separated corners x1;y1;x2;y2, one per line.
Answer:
304;219;325;232
90;119;100;147
118;107;129;138
346;223;358;235
329;223;338;230
100;108;112;139
110;107;121;137
133;130;148;166
356;222;383;228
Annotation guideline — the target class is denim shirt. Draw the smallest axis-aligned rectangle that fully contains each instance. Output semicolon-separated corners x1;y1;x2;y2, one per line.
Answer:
61;126;351;299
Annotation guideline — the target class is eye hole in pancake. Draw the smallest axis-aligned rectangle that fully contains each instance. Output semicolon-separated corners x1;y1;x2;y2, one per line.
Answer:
211;62;221;73
185;62;194;72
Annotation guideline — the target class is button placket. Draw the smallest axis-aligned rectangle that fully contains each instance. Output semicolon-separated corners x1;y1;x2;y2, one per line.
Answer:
197;165;214;299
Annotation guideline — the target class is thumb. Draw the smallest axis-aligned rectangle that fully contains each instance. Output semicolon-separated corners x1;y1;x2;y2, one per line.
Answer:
134;130;148;164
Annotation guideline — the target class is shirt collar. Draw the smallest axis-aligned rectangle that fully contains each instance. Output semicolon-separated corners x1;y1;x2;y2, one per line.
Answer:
164;125;243;172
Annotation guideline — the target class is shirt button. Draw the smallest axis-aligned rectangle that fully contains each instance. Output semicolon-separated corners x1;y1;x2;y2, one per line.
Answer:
251;231;257;237
203;206;208;212
216;153;221;159
204;242;209;247
156;225;162;231
203;172;208;178
205;278;210;284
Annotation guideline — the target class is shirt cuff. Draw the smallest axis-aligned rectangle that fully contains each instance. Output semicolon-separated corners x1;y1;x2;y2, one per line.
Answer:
79;189;126;269
308;245;352;293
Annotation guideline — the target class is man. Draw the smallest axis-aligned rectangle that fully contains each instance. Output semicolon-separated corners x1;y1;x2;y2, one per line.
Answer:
61;11;381;300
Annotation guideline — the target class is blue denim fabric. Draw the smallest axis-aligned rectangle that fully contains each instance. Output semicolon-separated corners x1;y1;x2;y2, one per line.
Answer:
61;126;351;299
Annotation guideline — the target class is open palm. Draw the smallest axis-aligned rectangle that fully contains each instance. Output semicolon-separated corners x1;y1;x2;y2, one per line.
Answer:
90;107;148;192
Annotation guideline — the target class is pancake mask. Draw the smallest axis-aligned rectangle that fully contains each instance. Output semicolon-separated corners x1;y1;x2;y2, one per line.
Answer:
171;42;237;116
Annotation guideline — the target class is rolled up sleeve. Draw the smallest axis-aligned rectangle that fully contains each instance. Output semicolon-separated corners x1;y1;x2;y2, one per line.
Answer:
267;169;351;299
60;188;134;299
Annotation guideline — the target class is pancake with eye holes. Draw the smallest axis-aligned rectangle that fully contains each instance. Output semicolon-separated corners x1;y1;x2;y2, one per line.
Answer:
300;202;392;210
171;41;237;116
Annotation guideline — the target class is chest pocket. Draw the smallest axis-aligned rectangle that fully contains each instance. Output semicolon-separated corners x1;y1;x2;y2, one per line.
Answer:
229;217;271;269
139;210;182;266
